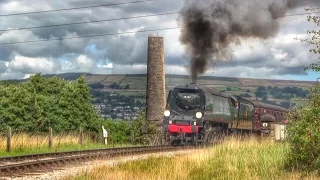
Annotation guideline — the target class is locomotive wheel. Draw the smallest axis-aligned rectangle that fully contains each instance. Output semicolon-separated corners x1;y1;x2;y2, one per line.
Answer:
170;135;180;146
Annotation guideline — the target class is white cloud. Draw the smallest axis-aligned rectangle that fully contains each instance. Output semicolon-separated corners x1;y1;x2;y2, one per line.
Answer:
8;55;60;74
112;64;147;74
75;55;95;71
97;63;113;68
271;48;288;61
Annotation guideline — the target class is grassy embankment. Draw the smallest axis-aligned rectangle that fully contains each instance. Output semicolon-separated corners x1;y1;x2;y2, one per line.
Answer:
0;133;136;157
65;136;318;180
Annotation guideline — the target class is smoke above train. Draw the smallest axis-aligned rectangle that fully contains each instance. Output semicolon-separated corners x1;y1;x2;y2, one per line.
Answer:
178;0;320;82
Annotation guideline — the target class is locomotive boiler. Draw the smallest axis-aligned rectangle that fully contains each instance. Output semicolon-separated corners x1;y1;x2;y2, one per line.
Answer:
163;83;289;145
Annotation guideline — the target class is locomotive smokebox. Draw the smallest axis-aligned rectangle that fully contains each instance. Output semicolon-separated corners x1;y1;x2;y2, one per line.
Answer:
146;36;165;126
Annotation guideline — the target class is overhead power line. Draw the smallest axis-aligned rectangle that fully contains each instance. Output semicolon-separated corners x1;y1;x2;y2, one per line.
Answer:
0;0;153;17
0;10;318;46
0;11;317;33
0;12;178;32
0;27;180;46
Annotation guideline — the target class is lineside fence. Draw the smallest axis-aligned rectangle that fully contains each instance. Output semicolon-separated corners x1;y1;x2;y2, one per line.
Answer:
0;126;157;153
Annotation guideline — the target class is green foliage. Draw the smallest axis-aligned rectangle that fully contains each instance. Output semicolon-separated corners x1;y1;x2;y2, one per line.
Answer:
286;83;320;173
296;8;320;72
0;73;101;134
280;101;296;109
255;86;267;98
285;9;320;173
262;94;268;102
255;86;308;106
239;93;251;98
100;109;156;144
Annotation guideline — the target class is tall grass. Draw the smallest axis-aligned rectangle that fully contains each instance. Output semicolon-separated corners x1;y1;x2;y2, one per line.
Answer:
66;136;318;180
0;132;128;157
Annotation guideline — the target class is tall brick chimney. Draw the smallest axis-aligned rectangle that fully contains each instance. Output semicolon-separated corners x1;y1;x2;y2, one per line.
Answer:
146;36;165;126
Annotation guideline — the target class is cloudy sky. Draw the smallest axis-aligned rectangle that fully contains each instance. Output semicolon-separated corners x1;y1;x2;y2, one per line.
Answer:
0;0;319;81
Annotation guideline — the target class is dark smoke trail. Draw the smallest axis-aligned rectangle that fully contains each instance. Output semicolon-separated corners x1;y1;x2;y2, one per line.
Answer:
178;0;320;82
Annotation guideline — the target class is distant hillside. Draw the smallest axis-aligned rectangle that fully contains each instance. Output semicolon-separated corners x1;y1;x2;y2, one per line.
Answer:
1;73;314;108
4;73;315;88
83;73;315;88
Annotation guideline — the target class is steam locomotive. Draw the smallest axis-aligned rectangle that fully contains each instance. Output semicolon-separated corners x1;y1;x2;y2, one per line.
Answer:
163;83;289;145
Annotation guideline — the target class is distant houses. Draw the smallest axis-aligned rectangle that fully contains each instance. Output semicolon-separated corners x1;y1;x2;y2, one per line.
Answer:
91;91;144;120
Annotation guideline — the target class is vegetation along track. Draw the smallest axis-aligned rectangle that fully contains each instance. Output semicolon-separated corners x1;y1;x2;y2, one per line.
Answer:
0;145;195;178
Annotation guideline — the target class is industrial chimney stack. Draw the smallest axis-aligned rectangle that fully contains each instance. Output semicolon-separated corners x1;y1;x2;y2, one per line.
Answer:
146;36;165;127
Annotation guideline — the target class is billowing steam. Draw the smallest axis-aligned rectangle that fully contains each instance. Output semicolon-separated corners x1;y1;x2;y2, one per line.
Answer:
178;0;319;82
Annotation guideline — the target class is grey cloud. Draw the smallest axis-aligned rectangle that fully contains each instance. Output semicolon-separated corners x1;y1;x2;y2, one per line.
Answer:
0;61;7;73
0;0;318;80
0;0;181;61
275;66;308;75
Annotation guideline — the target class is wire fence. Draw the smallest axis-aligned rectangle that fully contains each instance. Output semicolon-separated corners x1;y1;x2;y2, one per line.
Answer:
0;126;160;153
0;127;99;152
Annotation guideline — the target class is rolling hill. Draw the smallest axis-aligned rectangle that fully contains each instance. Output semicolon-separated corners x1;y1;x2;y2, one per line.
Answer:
2;72;315;107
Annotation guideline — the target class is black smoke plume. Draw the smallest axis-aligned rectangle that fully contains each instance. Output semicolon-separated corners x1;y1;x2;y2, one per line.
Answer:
178;0;320;82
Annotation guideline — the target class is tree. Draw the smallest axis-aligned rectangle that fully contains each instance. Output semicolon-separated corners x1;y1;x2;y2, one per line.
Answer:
286;83;320;172
286;9;320;173
262;95;268;102
0;74;102;134
295;8;320;72
89;83;104;89
255;86;267;98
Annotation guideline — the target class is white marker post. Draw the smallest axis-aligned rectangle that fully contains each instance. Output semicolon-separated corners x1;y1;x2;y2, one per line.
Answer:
102;126;108;145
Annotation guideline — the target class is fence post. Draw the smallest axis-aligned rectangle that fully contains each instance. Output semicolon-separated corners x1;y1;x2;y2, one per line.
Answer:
79;127;83;145
49;127;53;149
6;126;11;152
131;130;134;144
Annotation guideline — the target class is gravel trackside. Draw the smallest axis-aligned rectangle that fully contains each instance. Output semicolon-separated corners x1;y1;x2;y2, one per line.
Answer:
5;149;196;180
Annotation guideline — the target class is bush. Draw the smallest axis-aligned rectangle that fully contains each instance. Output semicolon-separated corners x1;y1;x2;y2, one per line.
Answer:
0;73;101;134
101;109;156;145
286;83;320;173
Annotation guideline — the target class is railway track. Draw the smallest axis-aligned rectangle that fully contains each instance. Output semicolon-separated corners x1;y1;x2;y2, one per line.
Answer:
0;145;195;178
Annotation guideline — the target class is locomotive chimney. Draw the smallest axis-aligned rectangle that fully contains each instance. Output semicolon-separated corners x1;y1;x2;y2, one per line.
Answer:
146;36;165;126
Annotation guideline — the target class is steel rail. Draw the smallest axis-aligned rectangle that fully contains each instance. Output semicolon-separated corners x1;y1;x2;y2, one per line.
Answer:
0;145;156;163
0;145;195;177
